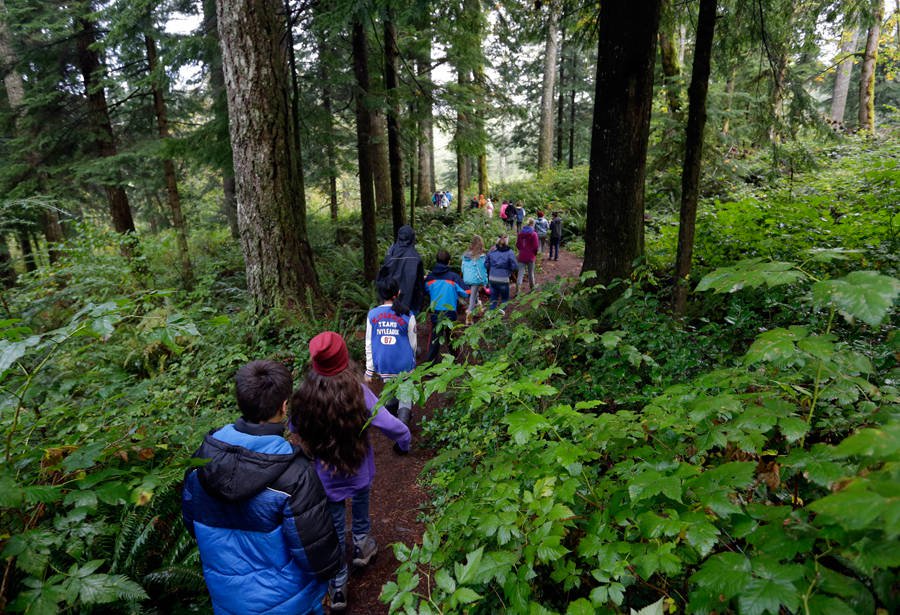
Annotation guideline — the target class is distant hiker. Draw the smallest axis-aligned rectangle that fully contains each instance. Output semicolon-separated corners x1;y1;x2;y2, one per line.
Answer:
500;200;515;230
514;201;526;233
534;210;550;253
485;198;494;218
461;235;489;324
516;218;540;292
182;360;342;615
291;332;411;612
478;194;487;209
424;249;469;363
439;192;450;210
548;212;562;261
485;234;518;311
382;225;426;314
469;196;479;209
365;274;417;425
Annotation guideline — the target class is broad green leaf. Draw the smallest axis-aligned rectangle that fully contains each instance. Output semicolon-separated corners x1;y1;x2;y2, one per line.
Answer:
503;410;549;445
451;587;481;605
738;575;800;615
684;517;720;557
61;441;107;472
696;258;803;293
812;271;900;327
600;330;624;350
807;595;857;615
566;598;594;615
0;335;40;375
454;547;484;585
834;423;900;461
628;469;682;503
744;327;807;366
434;568;456;594
690;552;751;599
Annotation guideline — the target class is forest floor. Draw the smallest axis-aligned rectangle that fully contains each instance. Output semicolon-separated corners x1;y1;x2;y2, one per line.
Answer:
338;248;583;613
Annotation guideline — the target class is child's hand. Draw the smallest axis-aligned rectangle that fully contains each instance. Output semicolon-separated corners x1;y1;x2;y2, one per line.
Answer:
393;442;409;456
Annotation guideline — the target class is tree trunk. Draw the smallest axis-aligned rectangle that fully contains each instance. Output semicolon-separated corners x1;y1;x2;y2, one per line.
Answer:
41;210;64;263
414;32;434;215
145;33;194;288
75;13;136;235
537;6;560;170
384;11;406;236
318;37;339;222
217;0;321;311
370;110;391;215
352;19;379;282
556;38;566;165
0;235;15;289
673;0;717;316
582;0;662;285
721;66;735;135
858;2;883;133
203;0;239;238
658;7;682;114
456;67;469;214
18;228;35;273
568;60;576;169
831;26;860;123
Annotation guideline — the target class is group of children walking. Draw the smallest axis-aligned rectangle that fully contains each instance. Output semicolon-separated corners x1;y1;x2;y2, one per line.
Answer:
182;213;563;614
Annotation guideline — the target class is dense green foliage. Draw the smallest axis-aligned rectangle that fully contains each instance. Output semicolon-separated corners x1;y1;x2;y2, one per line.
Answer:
381;134;899;614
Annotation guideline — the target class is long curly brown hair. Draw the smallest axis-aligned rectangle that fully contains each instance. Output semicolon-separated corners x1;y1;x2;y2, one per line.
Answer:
290;365;370;476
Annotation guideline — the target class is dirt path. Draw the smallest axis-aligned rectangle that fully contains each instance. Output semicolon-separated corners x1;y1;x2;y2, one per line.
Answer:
340;248;582;613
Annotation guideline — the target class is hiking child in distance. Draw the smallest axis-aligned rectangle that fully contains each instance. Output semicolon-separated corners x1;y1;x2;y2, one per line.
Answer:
365;274;417;425
461;235;489;324
290;332;411;612
485;234;518;312
516;217;540;292
182;360;342;614
534;210;550;254
424;249;469;364
548;211;562;261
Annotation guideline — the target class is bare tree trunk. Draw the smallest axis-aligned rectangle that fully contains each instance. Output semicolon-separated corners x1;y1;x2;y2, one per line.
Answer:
582;0;662;285
370;110;391;215
18;228;35;273
831;26;860;123
556;36;566;165
352;19;379;282
858;2;883;133
456;67;469;214
722;66;735;135
318;37;339;221
75;13;136;236
203;0;238;238
217;0;321;311
145;33;194;288
537;5;560;170
414;29;434;215
568;52;576;169
384;10;406;236
673;0;717;316
659;8;682;114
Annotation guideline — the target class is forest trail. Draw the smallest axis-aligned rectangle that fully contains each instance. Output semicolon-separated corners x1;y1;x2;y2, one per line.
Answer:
343;248;583;613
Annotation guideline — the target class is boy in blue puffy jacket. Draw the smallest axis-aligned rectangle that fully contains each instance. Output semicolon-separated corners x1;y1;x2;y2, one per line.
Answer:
182;360;342;614
424;249;469;364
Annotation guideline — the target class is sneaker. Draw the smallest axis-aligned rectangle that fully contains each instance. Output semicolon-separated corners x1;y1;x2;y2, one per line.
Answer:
328;582;348;611
352;536;378;567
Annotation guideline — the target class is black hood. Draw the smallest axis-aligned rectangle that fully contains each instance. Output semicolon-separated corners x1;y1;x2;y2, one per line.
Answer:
396;225;416;247
195;431;301;503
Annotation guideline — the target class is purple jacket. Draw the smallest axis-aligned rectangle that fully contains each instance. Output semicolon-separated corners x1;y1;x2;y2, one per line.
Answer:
314;384;411;502
516;226;540;263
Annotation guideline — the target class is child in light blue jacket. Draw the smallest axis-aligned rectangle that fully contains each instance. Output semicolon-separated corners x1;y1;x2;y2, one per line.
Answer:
461;234;488;323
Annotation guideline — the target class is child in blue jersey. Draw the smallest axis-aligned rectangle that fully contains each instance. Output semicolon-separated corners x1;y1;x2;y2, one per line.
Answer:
365;275;417;425
424;249;469;364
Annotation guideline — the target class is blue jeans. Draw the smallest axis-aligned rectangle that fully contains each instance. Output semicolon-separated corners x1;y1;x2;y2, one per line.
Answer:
327;488;371;587
489;281;510;308
549;237;560;259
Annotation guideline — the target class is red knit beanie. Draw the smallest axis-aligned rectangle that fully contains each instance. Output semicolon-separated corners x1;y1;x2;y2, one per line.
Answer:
309;331;349;376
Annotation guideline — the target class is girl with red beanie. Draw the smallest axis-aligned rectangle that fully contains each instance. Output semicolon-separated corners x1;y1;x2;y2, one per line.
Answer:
290;331;411;612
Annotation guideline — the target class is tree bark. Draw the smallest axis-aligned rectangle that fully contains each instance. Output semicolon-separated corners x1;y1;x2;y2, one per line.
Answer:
582;0;662;285
568;58;576;169
203;0;239;238
556;38;566;165
317;36;339;222
75;14;136;236
18;228;35;273
414;36;434;215
858;2;883;133
371;110;391;215
830;26;860;123
673;0;717;316
721;66;735;135
352;19;379;282
145;33;194;288
456;67;469;214
384;11;406;236
216;0;321;311
537;5;560;170
658;7;682;114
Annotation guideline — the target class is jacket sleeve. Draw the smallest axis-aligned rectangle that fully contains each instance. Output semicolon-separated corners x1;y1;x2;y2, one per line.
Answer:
365;317;375;377
280;457;343;582
408;314;418;355
363;384;411;451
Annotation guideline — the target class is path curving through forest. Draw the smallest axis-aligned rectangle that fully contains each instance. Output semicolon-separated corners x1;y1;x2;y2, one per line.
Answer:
340;249;583;613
